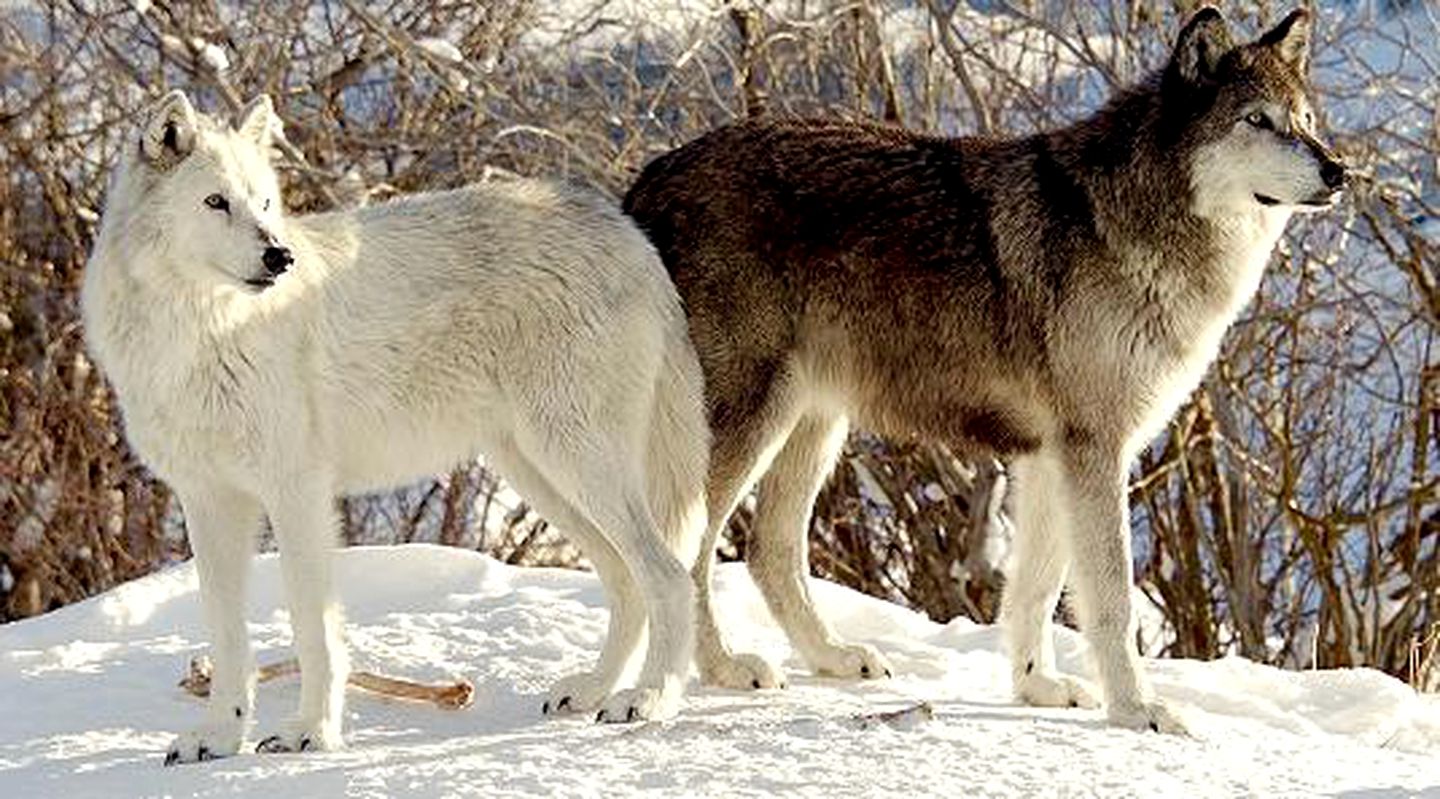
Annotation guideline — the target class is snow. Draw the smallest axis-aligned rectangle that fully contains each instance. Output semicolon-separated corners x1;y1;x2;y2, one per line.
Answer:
524;0;717;52
1;544;1436;797
415;37;465;65
190;38;229;73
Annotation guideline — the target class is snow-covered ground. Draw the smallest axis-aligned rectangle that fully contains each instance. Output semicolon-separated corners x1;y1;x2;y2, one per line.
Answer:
1;545;1436;798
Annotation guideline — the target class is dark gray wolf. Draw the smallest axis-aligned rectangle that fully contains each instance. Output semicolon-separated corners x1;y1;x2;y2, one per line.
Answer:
623;6;1342;732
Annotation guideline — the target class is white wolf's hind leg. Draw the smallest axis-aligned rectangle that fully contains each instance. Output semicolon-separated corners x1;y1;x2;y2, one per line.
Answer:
254;480;349;754
166;485;260;766
541;536;644;715
1003;453;1100;711
586;489;693;722
488;441;646;716
497;435;689;722
749;413;893;681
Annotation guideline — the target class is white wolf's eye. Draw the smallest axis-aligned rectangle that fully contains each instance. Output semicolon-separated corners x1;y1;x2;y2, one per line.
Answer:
1244;111;1273;131
203;193;230;212
263;198;271;212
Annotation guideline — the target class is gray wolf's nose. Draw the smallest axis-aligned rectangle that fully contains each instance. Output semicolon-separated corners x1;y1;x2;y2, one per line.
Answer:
262;246;292;276
1321;159;1346;190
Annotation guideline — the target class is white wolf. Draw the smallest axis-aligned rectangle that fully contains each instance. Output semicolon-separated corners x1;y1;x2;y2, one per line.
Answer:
82;91;709;764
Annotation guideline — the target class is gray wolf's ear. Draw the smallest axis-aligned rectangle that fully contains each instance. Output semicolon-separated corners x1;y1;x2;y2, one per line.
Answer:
140;90;198;168
1258;8;1311;73
1170;6;1233;86
236;95;278;148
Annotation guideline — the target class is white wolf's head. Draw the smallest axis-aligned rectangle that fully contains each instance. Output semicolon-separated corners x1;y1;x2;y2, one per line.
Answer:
1171;8;1347;220
114;90;291;293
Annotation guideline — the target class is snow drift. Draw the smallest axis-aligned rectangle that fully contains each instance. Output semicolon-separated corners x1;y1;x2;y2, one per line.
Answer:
1;545;1436;797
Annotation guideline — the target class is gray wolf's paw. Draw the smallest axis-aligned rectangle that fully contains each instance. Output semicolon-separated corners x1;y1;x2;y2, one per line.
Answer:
808;641;893;681
164;719;244;766
541;671;611;715
1015;671;1101;710
698;650;786;690
594;687;679;724
255;716;343;754
1107;697;1189;735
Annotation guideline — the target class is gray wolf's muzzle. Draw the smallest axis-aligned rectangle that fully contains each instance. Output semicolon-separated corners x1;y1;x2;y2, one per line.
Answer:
1303;132;1347;205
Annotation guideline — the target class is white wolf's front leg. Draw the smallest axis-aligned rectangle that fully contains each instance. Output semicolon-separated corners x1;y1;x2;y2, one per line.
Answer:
1063;443;1186;734
166;485;261;766
254;481;349;754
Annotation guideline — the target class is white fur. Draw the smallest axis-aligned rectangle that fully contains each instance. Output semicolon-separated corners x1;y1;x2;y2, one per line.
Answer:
83;92;710;763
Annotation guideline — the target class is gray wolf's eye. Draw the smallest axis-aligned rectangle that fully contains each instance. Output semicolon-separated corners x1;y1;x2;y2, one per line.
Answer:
1244;111;1273;131
204;193;230;212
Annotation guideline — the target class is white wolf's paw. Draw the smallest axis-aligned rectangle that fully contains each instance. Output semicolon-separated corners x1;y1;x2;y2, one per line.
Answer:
541;671;611;715
594;687;679;724
1107;697;1189;735
255;716;343;754
698;650;786;690
808;641;893;681
164;719;245;766
1015;671;1100;710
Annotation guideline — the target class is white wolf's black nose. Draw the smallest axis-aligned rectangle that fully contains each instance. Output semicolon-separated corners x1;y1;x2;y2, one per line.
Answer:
1320;159;1346;190
262;246;292;276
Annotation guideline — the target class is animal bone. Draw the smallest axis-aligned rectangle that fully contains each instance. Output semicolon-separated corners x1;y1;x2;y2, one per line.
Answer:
179;655;474;710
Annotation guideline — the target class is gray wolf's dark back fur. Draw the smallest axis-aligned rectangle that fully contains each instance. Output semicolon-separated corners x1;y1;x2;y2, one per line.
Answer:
624;77;1233;453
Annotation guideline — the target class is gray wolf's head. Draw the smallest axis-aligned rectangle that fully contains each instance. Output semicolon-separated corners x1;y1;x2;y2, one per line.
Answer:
1167;7;1346;220
125;90;291;293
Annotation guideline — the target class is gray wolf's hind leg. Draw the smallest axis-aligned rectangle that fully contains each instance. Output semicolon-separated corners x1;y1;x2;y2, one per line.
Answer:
749;412;892;680
690;376;808;691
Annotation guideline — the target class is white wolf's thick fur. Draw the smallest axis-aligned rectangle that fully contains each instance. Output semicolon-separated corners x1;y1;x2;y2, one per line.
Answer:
82;92;709;763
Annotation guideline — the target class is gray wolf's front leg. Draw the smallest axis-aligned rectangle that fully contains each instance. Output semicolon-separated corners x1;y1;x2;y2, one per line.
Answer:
1063;442;1186;734
1002;453;1100;712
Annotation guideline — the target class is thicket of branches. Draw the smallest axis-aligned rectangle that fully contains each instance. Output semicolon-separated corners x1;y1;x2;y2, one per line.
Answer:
1;1;1435;688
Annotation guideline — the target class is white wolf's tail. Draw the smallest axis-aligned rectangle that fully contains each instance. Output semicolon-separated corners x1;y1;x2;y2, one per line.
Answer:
644;319;711;570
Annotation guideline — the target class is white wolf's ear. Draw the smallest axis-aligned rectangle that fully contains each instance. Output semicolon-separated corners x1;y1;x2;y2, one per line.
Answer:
1258;8;1311;73
140;90;198;169
236;95;278;149
1171;6;1233;86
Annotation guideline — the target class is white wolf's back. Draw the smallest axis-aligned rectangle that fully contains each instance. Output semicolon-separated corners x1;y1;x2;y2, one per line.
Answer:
291;179;682;493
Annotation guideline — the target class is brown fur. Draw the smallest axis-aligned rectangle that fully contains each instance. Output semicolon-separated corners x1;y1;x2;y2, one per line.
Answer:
625;41;1330;456
623;7;1342;729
